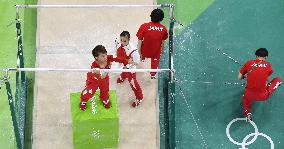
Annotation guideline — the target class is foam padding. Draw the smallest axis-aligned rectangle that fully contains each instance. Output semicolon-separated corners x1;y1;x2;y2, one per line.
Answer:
70;90;119;149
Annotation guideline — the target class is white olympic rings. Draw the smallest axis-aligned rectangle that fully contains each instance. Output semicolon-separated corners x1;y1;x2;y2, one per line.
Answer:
226;118;274;149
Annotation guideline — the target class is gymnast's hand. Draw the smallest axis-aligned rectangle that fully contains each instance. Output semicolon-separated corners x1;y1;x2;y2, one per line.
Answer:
91;68;100;74
128;58;134;64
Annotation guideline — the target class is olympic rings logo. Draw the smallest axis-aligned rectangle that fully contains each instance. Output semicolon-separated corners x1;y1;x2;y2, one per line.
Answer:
226;118;274;149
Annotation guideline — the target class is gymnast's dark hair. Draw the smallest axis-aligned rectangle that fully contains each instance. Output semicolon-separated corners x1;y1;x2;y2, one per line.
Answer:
92;45;107;58
150;8;164;22
255;48;268;57
120;31;130;39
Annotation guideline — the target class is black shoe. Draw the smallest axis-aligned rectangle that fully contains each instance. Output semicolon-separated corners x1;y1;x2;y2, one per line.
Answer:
151;75;157;79
246;113;252;122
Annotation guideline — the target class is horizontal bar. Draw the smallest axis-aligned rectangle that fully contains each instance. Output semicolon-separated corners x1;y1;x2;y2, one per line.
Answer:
4;68;171;73
15;4;172;9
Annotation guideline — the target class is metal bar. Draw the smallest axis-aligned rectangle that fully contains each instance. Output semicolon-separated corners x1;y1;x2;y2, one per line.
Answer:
168;4;175;83
15;4;170;8
167;4;176;149
3;68;171;73
16;7;20;20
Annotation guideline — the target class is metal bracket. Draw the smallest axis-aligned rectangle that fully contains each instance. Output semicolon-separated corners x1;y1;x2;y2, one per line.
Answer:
170;69;177;83
0;68;10;90
161;3;174;8
3;68;10;82
0;78;3;90
172;18;184;26
163;3;175;8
